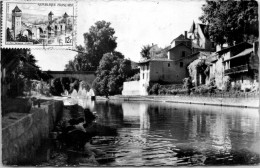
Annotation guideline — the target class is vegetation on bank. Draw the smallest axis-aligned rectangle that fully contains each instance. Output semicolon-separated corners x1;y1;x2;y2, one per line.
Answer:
147;77;259;97
1;49;51;97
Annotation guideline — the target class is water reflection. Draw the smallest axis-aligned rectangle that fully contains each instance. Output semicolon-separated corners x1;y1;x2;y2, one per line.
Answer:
93;101;260;166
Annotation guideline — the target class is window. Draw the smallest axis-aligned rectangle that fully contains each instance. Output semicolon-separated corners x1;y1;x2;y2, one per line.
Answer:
182;51;186;57
143;73;144;79
168;63;170;67
180;62;183;67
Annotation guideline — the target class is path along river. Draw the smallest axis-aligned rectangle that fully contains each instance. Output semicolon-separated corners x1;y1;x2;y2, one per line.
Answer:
56;98;260;166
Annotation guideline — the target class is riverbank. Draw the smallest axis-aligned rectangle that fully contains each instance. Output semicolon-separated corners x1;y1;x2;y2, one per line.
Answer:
2;99;63;165
97;95;259;109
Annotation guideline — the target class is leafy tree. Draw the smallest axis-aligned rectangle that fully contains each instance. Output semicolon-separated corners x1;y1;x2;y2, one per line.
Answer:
92;52;133;96
65;45;94;71
65;20;118;71
6;28;14;41
1;49;45;96
199;0;258;46
140;44;152;60
84;20;117;69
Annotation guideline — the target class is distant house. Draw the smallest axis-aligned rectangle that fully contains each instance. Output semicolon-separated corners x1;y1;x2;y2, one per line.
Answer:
122;23;216;96
207;42;259;91
188;21;215;53
149;44;169;59
167;32;195;83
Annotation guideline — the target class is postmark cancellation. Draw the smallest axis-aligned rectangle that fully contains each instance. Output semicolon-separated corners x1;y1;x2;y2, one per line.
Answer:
1;0;77;49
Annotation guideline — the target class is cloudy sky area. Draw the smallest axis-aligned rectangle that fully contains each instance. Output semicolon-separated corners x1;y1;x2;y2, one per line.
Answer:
32;0;205;71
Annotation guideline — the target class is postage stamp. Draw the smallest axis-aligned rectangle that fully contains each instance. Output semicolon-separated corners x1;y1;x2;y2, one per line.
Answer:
1;0;77;49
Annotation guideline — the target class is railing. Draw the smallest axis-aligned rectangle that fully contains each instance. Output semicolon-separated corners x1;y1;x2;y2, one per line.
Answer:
224;64;249;75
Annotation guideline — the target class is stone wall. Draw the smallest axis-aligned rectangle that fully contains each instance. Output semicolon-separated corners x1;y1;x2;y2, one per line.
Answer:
122;81;148;96
2;100;63;165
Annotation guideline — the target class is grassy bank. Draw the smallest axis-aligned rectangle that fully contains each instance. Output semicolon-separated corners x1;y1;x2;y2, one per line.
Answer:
96;95;259;109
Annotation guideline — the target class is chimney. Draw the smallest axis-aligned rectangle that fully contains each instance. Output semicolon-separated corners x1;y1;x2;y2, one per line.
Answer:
184;31;187;39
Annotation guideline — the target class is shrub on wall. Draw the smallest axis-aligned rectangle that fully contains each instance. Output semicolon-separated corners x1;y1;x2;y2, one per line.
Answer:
148;83;160;95
223;76;231;91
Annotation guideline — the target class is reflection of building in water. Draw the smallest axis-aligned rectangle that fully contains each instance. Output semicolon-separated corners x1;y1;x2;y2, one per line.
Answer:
139;104;150;129
122;103;150;129
209;112;231;152
77;98;95;111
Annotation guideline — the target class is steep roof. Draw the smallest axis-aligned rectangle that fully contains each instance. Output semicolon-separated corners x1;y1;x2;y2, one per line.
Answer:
12;6;22;13
168;42;191;51
48;11;54;15
170;34;190;44
216;42;252;55
223;48;253;62
138;58;173;64
63;12;69;18
198;24;209;39
189;21;196;33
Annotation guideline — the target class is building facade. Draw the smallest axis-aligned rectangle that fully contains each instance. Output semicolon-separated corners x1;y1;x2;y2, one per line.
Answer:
207;42;259;91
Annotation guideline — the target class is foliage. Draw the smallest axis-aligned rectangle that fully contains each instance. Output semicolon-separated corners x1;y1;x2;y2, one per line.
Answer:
140;44;152;60
15;33;40;44
223;76;231;92
6;28;14;41
84;20;117;69
127;72;140;81
148;83;160;95
65;20;118;71
208;77;216;87
231;82;241;92
92;52;133;96
188;59;209;83
1;49;46;97
183;77;193;90
199;0;258;46
65;45;94;71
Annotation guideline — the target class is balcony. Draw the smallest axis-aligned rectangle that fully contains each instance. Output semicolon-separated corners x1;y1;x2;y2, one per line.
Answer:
224;64;249;75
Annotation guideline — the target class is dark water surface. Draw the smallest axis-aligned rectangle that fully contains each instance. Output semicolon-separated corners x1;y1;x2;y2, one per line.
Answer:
92;100;260;166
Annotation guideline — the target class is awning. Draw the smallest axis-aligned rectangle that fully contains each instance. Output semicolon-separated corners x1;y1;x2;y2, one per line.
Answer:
223;48;253;62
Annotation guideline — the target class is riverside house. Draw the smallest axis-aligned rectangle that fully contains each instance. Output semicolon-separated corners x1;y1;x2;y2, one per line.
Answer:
122;22;217;96
207;42;259;91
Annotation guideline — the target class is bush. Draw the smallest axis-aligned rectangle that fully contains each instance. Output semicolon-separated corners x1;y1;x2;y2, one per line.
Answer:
148;83;160;95
231;82;241;92
223;76;231;91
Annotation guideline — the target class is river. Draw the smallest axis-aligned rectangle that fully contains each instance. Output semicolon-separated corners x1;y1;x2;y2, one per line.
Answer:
72;99;260;166
39;98;260;166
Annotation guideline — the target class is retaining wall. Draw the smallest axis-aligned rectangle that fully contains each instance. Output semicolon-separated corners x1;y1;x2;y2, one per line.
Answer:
2;100;63;165
105;95;259;108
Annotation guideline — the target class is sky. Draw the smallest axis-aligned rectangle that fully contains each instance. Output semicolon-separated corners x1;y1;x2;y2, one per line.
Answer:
32;0;205;71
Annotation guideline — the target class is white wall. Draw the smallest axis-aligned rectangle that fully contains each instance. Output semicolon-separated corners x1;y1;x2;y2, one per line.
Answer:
122;81;148;96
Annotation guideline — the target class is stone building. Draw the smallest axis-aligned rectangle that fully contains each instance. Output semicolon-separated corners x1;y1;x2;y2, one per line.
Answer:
188;21;215;53
122;22;216;96
207;42;259;91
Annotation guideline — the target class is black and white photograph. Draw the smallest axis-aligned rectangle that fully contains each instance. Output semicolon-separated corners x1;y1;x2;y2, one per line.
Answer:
1;0;259;167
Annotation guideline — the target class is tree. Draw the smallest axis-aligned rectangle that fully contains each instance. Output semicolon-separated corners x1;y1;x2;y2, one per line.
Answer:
1;49;44;96
199;0;258;46
92;52;133;96
64;45;94;71
140;44;152;60
84;20;117;69
65;20;118;71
